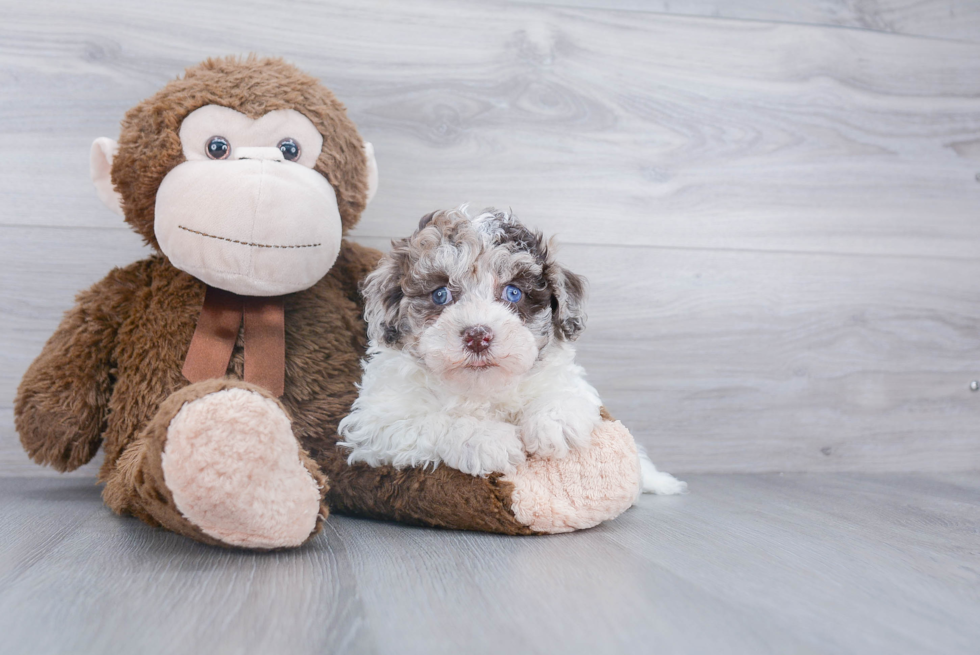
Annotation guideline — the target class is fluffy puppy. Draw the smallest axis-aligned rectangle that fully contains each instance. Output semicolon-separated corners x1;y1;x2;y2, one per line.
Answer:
339;207;684;495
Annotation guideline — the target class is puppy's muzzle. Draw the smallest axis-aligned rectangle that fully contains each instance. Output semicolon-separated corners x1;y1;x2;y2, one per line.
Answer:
462;326;493;354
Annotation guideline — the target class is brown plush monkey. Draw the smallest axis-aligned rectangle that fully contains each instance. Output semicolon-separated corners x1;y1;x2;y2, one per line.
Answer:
15;56;643;549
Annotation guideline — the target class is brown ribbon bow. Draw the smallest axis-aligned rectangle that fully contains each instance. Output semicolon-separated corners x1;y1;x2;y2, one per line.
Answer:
182;286;286;397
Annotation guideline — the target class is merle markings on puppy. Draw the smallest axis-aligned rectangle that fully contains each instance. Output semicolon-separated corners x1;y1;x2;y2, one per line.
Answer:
339;207;684;494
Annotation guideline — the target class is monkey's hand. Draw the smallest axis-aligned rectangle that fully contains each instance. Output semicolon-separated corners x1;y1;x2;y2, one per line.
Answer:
15;265;139;472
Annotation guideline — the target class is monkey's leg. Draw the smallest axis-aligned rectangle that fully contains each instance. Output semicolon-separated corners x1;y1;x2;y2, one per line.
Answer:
103;379;328;549
319;413;647;535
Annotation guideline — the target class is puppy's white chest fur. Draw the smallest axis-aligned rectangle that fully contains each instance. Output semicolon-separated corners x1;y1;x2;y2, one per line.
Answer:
338;206;685;494
338;342;603;477
338;206;604;477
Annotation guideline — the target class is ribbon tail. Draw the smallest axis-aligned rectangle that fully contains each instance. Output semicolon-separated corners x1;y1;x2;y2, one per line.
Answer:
243;296;286;397
182;286;244;385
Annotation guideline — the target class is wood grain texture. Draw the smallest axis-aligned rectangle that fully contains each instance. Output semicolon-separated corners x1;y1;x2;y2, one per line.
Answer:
509;0;980;43
2;0;980;258
2;229;978;474
1;0;978;475
1;473;978;654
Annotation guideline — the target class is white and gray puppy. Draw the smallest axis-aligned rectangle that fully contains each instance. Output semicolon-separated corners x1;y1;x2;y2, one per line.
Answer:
339;207;684;494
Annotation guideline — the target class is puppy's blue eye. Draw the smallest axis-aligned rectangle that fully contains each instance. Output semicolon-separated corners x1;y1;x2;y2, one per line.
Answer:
431;287;452;305
503;284;522;303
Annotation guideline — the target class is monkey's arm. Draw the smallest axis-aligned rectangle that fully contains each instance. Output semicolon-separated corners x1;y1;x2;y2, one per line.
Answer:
15;264;143;472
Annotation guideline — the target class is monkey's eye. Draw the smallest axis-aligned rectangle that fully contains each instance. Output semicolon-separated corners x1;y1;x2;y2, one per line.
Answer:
502;284;522;303
206;136;230;160
277;138;301;162
431;287;453;306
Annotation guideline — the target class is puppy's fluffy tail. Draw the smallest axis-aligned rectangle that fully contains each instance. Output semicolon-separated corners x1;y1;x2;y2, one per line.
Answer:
637;446;687;496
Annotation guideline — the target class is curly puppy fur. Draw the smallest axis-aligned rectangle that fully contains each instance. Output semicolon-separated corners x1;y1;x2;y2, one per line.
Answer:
341;207;686;493
340;207;603;475
15;57;539;542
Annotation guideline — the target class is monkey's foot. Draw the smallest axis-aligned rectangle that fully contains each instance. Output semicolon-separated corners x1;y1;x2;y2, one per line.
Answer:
504;420;643;533
161;386;324;548
104;379;327;549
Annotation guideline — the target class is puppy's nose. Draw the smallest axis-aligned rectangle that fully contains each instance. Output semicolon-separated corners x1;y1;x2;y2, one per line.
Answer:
462;326;493;354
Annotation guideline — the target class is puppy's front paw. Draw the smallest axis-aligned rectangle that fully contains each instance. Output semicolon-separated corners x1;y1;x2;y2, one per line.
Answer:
521;408;598;460
521;415;571;459
444;422;526;477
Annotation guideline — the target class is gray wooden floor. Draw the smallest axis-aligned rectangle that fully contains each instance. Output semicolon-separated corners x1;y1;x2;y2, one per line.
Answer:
2;473;978;655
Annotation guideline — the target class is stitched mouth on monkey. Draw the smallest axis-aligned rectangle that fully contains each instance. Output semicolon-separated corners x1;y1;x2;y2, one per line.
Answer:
152;105;346;297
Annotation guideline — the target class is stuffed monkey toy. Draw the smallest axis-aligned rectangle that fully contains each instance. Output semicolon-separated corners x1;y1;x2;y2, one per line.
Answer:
15;56;644;549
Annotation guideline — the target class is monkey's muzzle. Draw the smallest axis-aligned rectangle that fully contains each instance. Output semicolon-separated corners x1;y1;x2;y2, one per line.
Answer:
154;157;343;296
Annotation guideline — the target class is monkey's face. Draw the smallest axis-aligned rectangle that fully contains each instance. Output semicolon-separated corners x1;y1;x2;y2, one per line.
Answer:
151;105;342;296
90;57;379;297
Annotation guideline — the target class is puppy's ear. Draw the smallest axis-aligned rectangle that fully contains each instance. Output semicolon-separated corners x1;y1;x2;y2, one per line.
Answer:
544;251;587;341
418;211;438;232
361;248;406;346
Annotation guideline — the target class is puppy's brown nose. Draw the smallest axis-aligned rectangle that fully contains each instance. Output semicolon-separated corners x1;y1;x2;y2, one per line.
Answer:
462;326;493;354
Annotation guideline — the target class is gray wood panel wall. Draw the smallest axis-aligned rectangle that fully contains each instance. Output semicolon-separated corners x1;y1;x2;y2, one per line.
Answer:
1;0;978;476
511;0;980;42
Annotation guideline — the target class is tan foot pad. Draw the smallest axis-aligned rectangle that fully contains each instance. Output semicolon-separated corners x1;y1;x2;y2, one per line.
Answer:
505;420;642;533
162;388;322;548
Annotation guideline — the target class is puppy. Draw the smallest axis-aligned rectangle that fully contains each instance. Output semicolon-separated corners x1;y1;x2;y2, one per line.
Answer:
339;207;685;495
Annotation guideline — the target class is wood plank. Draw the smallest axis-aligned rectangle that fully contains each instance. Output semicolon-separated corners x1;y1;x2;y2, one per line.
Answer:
605;473;980;654
561;243;980;473
508;0;980;43
1;0;979;259
0;477;103;585
0;478;374;655
321;503;813;655
2;227;978;475
1;474;978;654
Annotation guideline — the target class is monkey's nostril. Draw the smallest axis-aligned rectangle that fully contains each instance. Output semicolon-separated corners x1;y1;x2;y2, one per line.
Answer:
462;326;493;354
233;146;286;162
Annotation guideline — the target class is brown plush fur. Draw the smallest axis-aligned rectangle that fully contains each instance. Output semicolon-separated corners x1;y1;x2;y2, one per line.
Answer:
103;377;331;549
111;55;369;250
15;56;533;545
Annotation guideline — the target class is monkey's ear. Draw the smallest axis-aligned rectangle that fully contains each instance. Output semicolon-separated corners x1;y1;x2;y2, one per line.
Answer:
364;142;379;205
90;137;124;216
